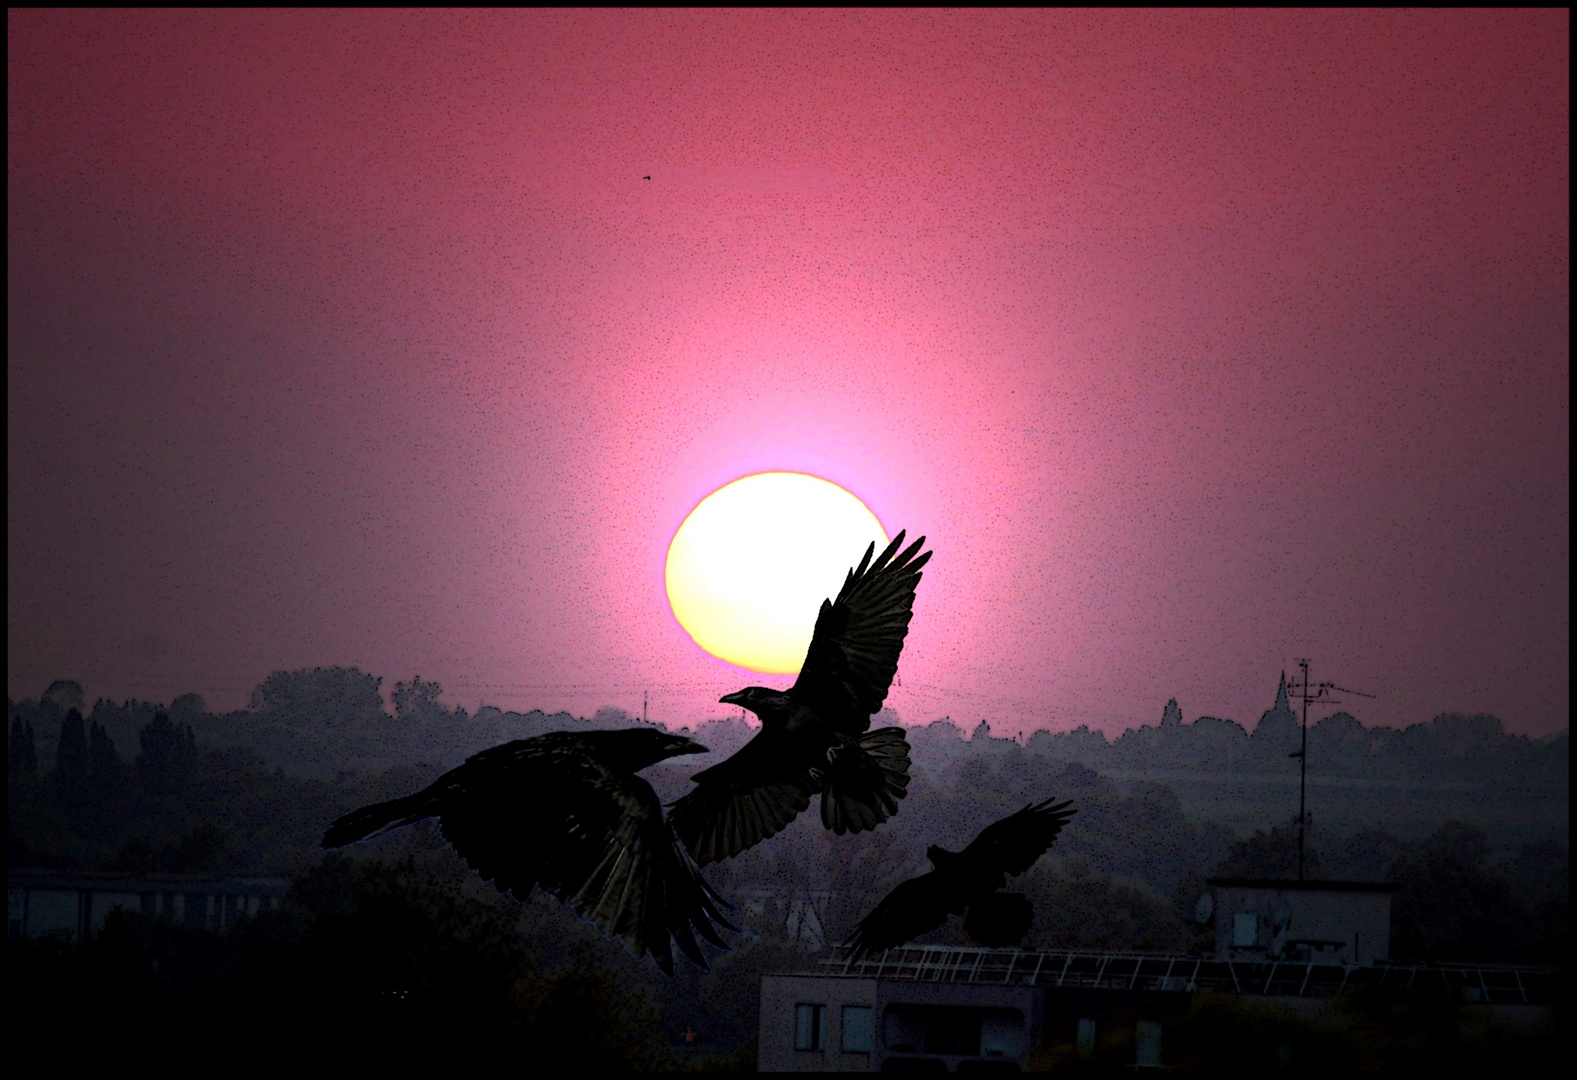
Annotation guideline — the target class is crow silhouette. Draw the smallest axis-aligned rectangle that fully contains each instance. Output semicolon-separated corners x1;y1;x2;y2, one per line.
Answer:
668;531;930;865
321;728;736;976
843;798;1076;962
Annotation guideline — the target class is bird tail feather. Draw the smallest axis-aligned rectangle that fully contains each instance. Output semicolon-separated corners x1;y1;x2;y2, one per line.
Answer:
820;726;911;835
321;792;434;849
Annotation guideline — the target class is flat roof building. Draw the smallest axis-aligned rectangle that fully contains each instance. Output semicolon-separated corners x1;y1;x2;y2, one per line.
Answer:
8;869;288;942
759;944;1561;1071
1207;878;1398;966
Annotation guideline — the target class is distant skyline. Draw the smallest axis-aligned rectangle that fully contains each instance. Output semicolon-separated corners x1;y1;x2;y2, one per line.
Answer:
8;10;1569;737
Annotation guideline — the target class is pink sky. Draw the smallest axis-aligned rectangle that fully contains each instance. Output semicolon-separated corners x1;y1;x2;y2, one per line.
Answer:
8;10;1569;737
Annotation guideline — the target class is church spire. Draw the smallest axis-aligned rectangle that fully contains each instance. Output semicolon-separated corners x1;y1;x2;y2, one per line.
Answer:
1274;670;1290;714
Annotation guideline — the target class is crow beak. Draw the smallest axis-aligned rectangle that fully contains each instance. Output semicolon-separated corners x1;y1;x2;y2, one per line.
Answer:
669;738;708;757
719;691;747;706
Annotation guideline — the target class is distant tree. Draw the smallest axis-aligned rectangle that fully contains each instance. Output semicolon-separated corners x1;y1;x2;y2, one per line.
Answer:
1429;713;1505;757
85;720;124;815
169;693;208;722
392;676;445;721
160;824;228;872
243;667;395;775
42;680;85;715
1390;821;1530;962
250;666;385;718
1210;824;1320;881
88;721;120;778
1023;857;1188;951
9;714;38;781
137;711;197;795
54;708;89;796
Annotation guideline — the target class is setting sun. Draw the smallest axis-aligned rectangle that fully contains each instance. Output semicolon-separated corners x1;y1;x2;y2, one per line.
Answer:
665;473;888;674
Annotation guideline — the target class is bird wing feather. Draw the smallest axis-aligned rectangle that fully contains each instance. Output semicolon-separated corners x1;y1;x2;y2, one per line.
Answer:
961;797;1077;879
435;736;734;976
790;531;931;735
667;728;821;866
843;869;962;964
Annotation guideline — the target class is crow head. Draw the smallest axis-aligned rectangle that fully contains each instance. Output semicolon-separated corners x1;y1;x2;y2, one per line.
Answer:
719;686;788;717
586;728;708;774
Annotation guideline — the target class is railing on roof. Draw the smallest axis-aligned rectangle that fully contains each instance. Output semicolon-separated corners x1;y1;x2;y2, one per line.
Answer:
814;946;1562;1006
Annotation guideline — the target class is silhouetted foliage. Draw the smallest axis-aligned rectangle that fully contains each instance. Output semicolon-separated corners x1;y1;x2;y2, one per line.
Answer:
53;708;88;806
7;670;1569;1065
1210;823;1323;880
1390;822;1531;962
9;714;38;782
137;711;196;795
42;680;84;715
515;942;678;1070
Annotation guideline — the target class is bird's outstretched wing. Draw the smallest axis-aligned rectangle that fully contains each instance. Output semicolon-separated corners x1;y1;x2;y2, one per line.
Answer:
435;737;735;976
843;869;962;964
791;531;931;734
961;798;1077;887
667;729;821;866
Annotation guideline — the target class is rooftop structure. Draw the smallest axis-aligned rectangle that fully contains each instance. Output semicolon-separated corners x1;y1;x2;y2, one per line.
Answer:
1206;877;1398;965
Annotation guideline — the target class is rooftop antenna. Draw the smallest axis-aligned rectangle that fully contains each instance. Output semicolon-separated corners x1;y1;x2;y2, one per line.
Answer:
1286;660;1375;881
644;690;648;726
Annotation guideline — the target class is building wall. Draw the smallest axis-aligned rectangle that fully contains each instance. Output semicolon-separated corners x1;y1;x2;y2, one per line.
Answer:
1213;885;1391;964
874;981;1043;1072
759;975;1043;1072
759;975;878;1072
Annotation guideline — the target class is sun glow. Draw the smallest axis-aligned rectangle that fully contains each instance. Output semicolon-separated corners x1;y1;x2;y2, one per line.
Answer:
666;473;888;674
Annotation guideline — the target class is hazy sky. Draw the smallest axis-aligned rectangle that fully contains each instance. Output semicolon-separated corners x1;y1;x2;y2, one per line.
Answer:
8;10;1568;737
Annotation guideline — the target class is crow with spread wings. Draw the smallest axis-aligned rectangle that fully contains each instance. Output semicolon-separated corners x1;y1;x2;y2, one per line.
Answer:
667;531;931;865
842;798;1076;962
321;728;736;976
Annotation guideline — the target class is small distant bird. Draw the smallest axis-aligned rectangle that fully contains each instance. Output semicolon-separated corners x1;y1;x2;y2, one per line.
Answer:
843;798;1076;962
668;531;930;865
322;729;736;976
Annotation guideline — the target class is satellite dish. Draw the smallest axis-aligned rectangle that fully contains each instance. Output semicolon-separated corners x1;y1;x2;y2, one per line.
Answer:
1195;892;1215;925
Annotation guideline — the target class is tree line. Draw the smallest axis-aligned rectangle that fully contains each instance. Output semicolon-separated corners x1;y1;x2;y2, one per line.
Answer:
8;669;1569;1064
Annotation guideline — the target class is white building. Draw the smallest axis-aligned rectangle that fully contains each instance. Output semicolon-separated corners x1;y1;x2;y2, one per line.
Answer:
1207;878;1396;965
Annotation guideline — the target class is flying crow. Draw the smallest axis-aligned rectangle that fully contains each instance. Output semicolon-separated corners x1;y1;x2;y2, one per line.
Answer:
843;797;1076;962
322;728;736;976
668;531;930;865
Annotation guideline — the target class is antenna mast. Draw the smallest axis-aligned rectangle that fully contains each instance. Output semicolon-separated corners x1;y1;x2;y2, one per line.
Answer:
644;690;648;725
1286;660;1375;881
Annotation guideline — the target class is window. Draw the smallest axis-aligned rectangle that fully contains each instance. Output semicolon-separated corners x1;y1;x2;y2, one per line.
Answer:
841;1006;873;1052
1233;913;1258;947
1135;1020;1162;1068
1076;1018;1097;1059
795;1004;824;1051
